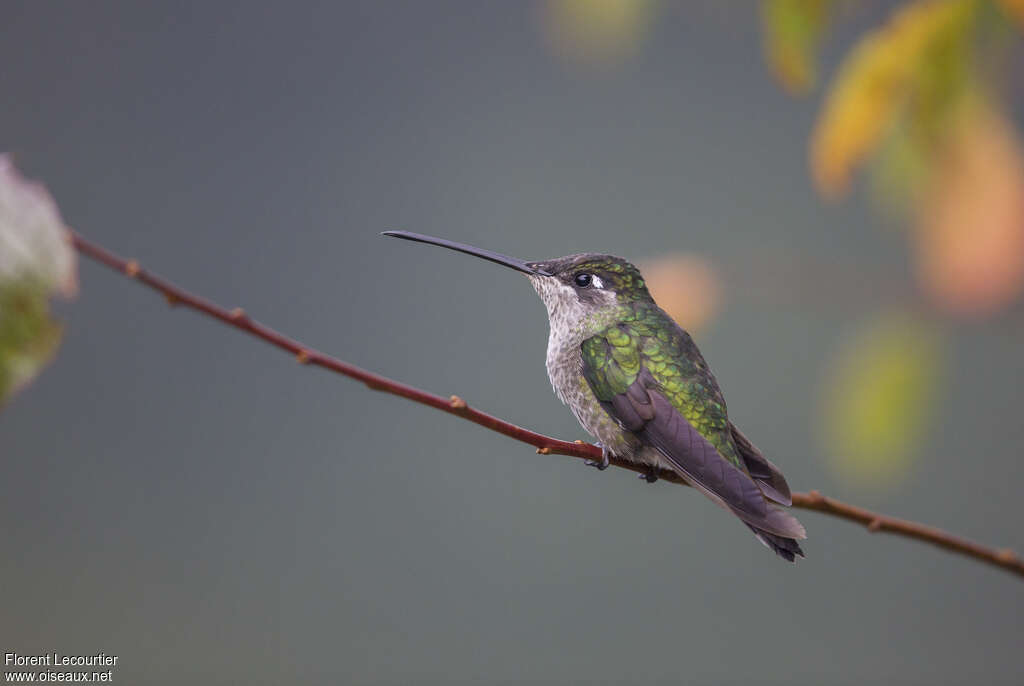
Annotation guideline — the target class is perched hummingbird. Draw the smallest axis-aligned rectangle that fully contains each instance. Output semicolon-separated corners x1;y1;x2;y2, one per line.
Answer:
383;231;806;561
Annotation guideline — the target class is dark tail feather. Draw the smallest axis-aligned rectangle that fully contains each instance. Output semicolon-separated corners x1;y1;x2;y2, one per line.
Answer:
747;524;805;562
730;422;793;506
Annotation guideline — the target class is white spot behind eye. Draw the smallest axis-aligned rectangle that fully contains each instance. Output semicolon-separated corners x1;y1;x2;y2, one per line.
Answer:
591;276;604;289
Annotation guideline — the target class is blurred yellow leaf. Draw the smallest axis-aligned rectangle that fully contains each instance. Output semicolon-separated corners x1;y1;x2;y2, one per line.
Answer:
762;0;834;95
541;0;656;66
810;0;976;198
638;253;721;333
820;313;943;489
913;101;1024;317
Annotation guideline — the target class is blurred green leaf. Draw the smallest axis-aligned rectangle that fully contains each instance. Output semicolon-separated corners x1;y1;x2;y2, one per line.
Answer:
0;155;76;407
762;0;835;94
868;115;932;214
820;312;944;488
0;280;64;404
869;0;976;210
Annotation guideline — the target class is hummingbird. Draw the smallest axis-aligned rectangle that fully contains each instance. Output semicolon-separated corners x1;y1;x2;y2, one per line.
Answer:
383;231;806;561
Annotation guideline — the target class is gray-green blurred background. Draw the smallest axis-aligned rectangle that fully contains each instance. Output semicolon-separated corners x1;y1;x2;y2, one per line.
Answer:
3;2;1023;684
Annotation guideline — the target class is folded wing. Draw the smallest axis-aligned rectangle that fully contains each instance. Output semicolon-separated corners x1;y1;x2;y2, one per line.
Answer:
581;325;804;541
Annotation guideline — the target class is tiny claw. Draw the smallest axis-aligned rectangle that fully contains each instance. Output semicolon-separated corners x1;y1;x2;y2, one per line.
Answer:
637;468;658;483
584;443;610;471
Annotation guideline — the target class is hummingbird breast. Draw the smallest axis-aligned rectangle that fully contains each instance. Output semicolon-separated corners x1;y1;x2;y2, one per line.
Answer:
545;326;639;458
530;272;658;464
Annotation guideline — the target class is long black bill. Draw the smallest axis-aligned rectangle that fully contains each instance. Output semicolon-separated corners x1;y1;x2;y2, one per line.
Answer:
382;231;551;276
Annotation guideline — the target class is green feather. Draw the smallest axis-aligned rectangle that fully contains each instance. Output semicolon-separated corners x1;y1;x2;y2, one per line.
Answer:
581;302;742;469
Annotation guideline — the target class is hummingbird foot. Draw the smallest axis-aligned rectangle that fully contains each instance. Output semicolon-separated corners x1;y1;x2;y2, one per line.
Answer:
584;443;610;471
637;467;658;483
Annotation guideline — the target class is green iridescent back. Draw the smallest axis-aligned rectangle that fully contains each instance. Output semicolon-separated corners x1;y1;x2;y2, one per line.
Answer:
580;300;743;469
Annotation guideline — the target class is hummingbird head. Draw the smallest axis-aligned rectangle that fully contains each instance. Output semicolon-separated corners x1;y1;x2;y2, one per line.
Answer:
382;231;652;333
522;252;651;329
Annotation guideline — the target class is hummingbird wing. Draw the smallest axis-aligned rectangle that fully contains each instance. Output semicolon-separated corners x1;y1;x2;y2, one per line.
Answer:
581;313;805;541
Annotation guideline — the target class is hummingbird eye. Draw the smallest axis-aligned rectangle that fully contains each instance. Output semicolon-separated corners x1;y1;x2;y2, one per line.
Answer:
573;273;593;288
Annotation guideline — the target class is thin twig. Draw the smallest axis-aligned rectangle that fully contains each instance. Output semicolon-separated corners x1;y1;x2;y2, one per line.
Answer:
69;231;1024;579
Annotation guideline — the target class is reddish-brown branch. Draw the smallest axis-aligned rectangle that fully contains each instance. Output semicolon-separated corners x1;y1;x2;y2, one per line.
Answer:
70;231;1024;579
